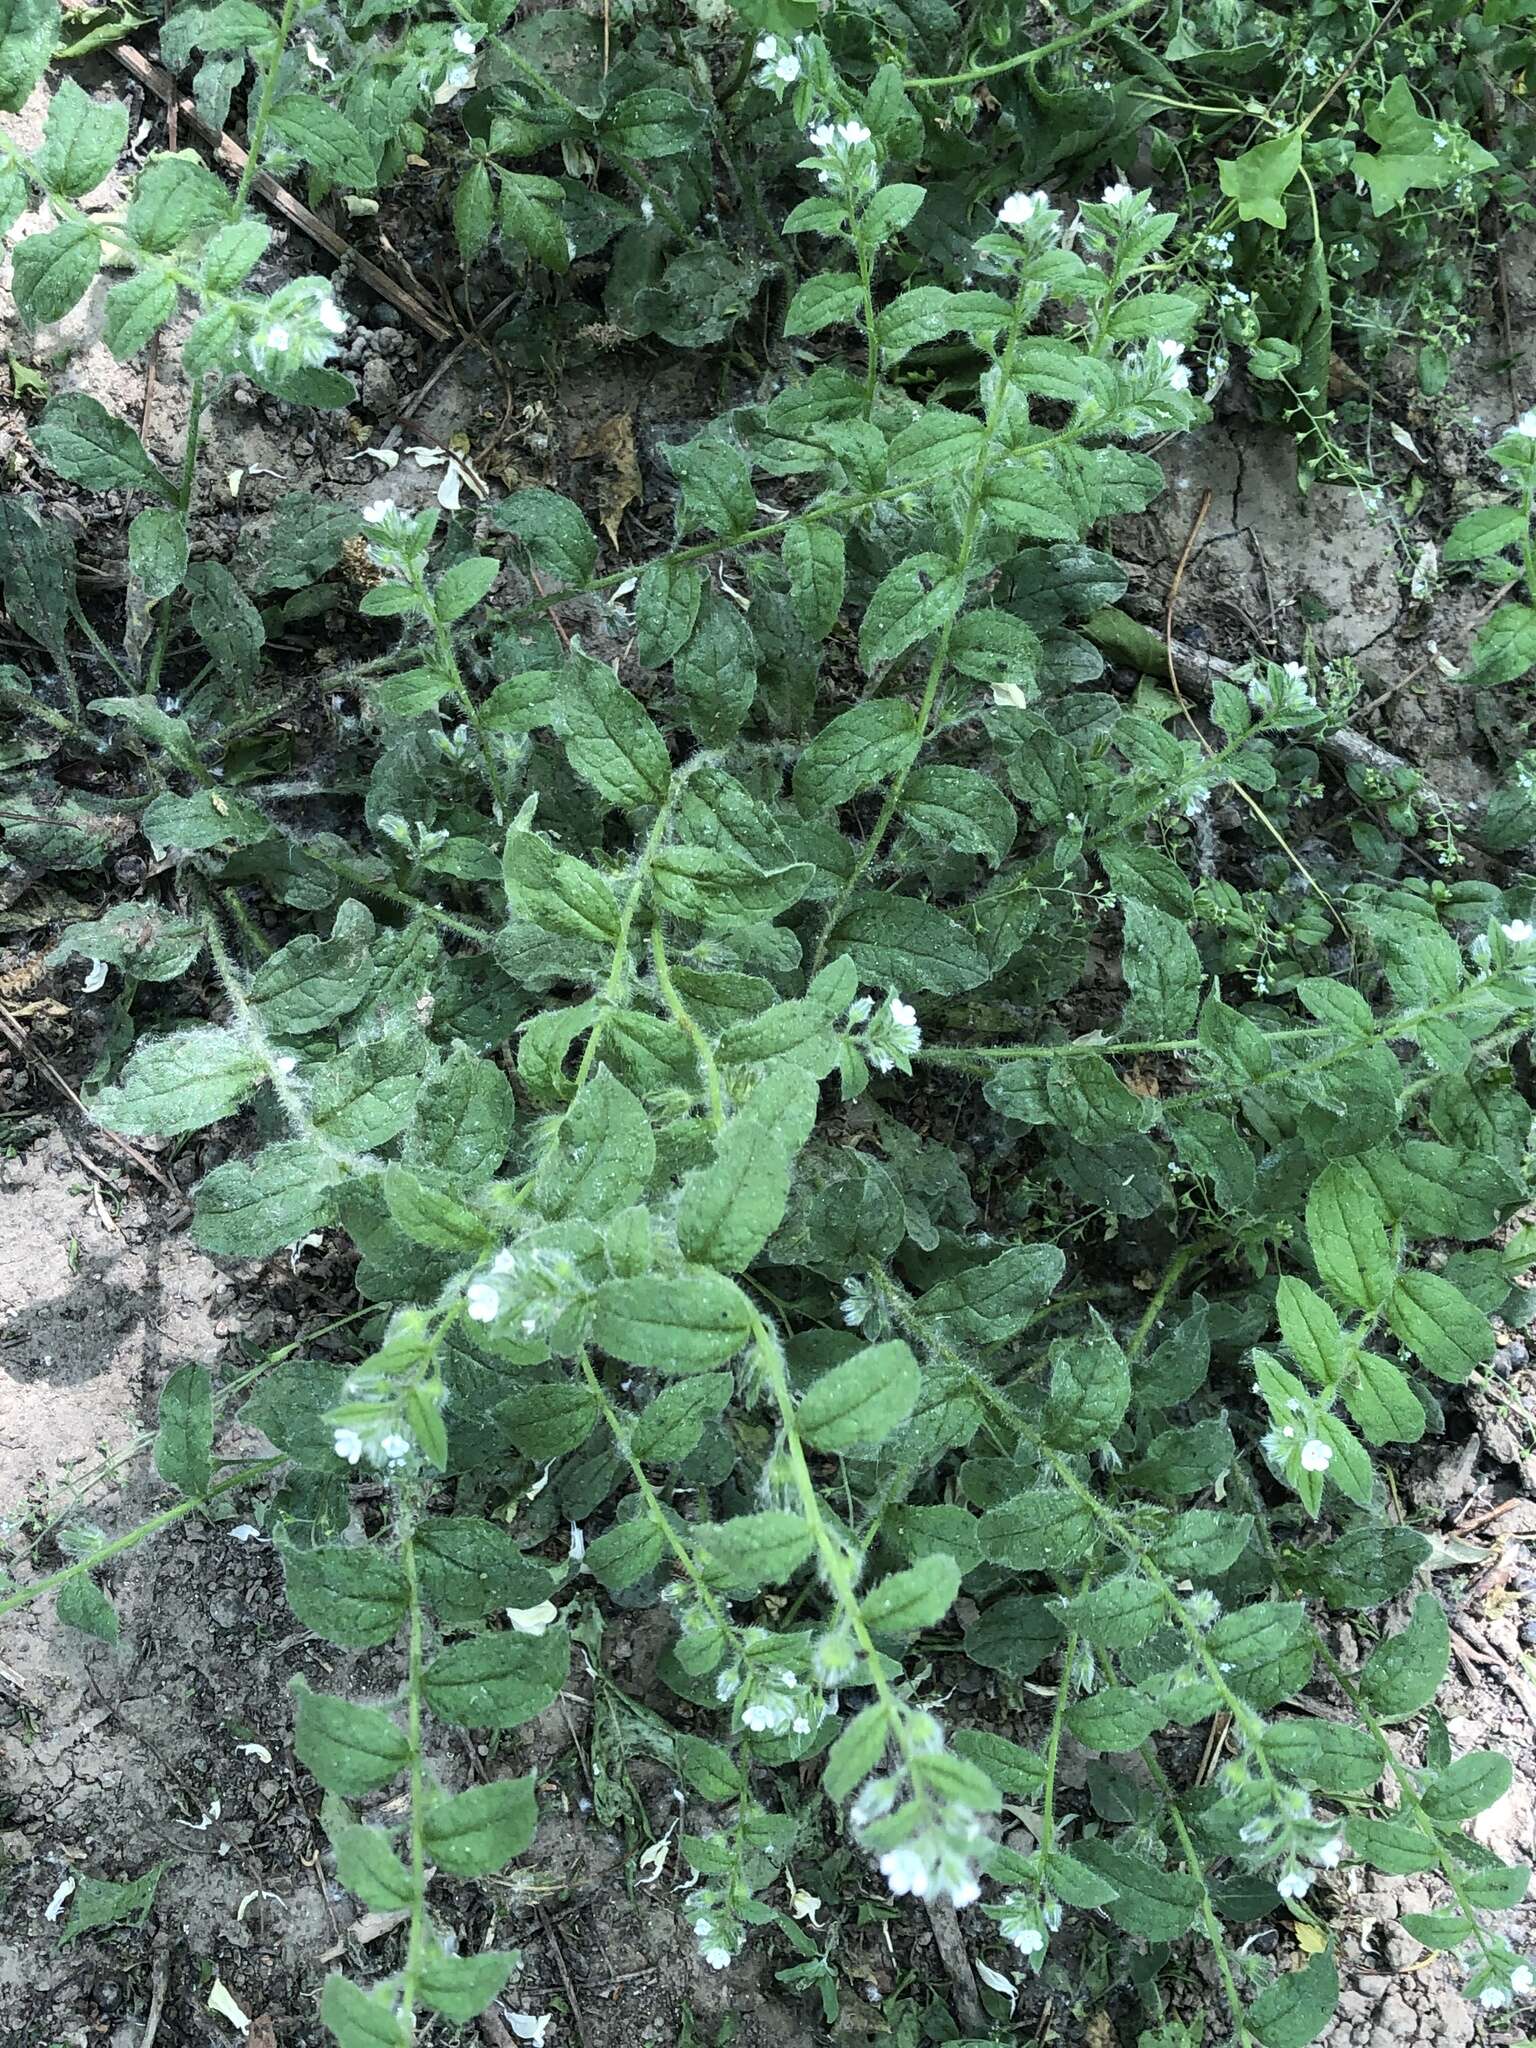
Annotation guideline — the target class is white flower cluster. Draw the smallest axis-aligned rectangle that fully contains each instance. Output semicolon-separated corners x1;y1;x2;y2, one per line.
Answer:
332;1417;412;1473
247;277;348;379
465;1241;583;1337
848;989;921;1075
996;1892;1061;1960
804;116;877;195
737;1661;834;1738
1231;1777;1346;1899
688;1894;742;1972
753;32;802;86
1245;657;1317;722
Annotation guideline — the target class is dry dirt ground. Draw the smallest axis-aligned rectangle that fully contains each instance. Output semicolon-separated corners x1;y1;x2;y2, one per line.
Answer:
7;48;1536;2048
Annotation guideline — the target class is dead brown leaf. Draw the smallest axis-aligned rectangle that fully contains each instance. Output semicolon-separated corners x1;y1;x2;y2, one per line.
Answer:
573;412;641;550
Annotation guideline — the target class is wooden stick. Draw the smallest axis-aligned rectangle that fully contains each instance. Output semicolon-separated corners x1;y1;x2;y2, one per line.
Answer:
108;43;454;343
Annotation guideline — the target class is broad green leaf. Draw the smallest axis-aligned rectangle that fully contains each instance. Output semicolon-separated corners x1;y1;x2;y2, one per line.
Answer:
979;1488;1094;1572
194;1140;341;1257
1422;1750;1512;1824
268;97;376;188
502;828;621;944
11;219;99;324
1072;1839;1200;1940
1217;129;1303;228
36;78;127;197
793;700;920;813
499;171;569;270
859;552;965;668
0;0;58;111
635;558;703;666
1067;1686;1164;1752
782;518;845;638
629;1372;734;1464
291;1679;410;1795
535;1068;654;1220
1043;1328;1130;1451
127;506;189;601
422;1623;571;1728
552;649;670;809
94;1026;267;1136
695;1510;813;1589
320;1975;411;2048
418;1949;514;2024
1121;897;1202;1038
592;1269;754;1372
1359;1592;1449;1721
421;1773;537;1875
57;1571;119;1643
281;1543;408;1648
154;1363;213;1497
586;1516;666;1591
495;1381;599;1462
124;150;234;250
32;392;174;497
1247;1951;1339;2048
797;1339;919;1451
826;892;988;995
861;1554;960;1633
676;1113;792;1272
1384;1270;1494;1383
1306;1162;1395;1312
334;1825;414;1911
494;487;597;587
413;1517;554;1627
902;764;1016;864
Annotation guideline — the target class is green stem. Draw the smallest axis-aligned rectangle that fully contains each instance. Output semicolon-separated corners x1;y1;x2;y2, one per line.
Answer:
145;373;206;698
398;1505;431;2024
412;570;508;816
0;1459;283;1622
651;925;726;1128
236;0;304;210
577;1349;734;1631
811;272;1037;972
571;780;686;1094
1141;1744;1256;2046
908;0;1159;90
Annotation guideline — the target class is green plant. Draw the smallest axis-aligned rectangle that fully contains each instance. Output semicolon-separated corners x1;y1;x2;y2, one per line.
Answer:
5;2;1536;2044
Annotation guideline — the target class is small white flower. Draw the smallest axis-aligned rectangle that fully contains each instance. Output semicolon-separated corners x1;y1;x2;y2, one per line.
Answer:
1283;660;1306;681
452;24;477;52
1511;1964;1534;1996
1277;1869;1311;1900
506;2017;551;2047
879;1845;929;1898
1432;129;1448;150
1013;1926;1045;1955
274;1054;297;1076
838;119;872;146
640;196;654;223
380;1432;410;1462
466;1280;500;1322
1502;919;1534;944
333;1427;363;1464
704;1943;734;1970
774;51;801;81
1315;1835;1346;1869
261;324;291;353
317;298;347;335
999;190;1041;227
1101;181;1133;205
951;1875;980;1909
1156;338;1184;362
1516;409;1536;439
754;33;779;57
362;498;394;523
1482;1986;1512;2010
809;121;836;148
741;1700;777;1732
1300;1438;1332;1473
